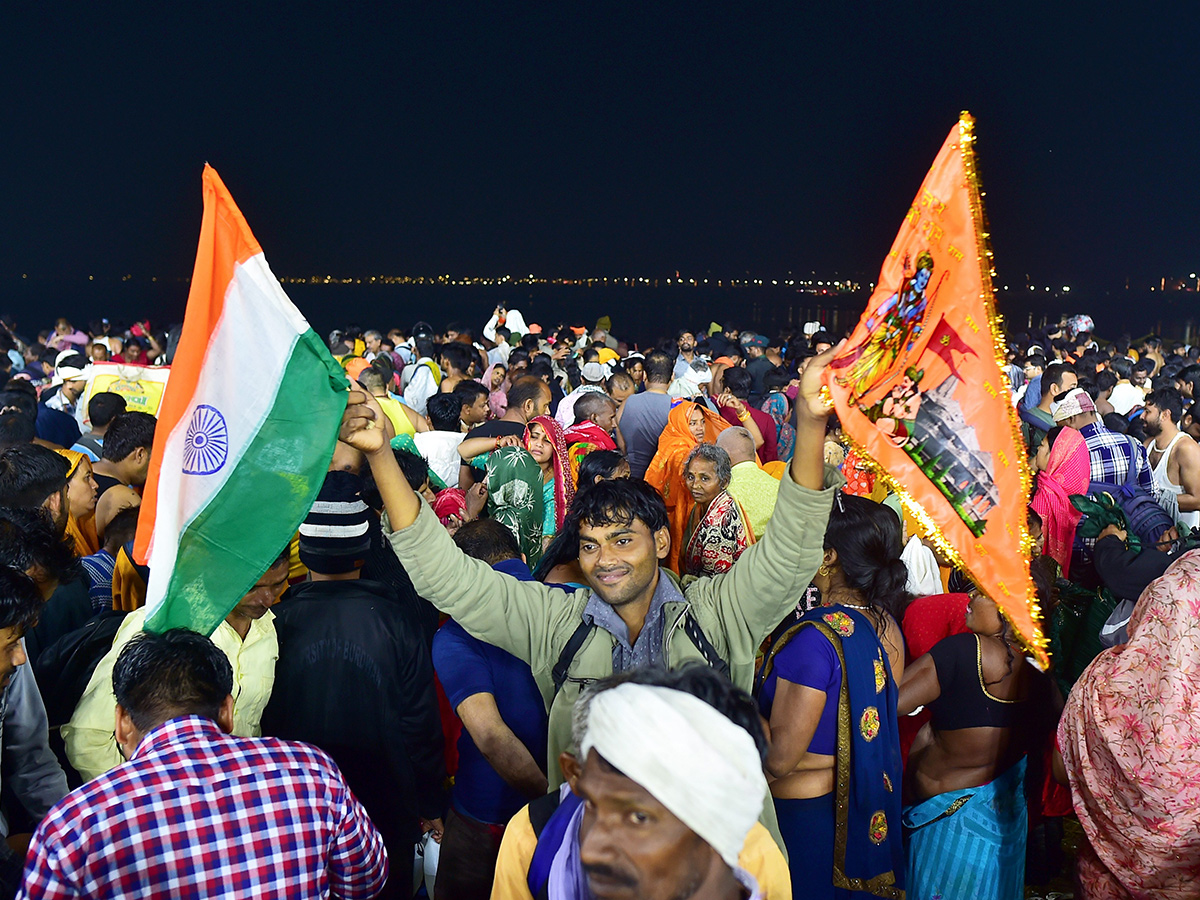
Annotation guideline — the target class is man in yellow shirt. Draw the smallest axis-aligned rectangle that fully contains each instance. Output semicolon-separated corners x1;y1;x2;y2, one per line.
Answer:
62;551;288;781
491;666;791;900
718;427;781;541
358;365;424;438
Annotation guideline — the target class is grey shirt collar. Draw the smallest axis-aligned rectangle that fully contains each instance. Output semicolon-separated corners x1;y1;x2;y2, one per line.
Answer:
582;571;686;672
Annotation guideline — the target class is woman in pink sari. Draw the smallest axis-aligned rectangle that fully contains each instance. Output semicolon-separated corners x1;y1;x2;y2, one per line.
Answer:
524;415;576;542
1030;425;1090;577
1058;549;1200;898
478;363;508;419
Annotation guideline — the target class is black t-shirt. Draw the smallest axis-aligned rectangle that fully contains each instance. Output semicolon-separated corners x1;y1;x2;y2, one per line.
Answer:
466;420;527;440
25;578;93;668
92;473;124;501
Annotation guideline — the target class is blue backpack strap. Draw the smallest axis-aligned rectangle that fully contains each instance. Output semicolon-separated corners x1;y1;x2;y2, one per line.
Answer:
1123;435;1142;489
527;791;583;898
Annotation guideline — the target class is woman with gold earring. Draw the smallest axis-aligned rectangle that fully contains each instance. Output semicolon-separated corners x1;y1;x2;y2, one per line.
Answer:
756;493;909;899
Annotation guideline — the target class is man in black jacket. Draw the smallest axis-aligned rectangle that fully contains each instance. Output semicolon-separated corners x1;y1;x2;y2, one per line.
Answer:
262;470;446;897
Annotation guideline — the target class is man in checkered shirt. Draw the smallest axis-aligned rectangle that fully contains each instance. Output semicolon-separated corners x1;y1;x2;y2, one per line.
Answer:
1054;387;1159;497
18;629;388;900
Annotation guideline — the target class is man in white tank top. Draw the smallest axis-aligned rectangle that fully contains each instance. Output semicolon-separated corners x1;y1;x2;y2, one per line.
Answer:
1143;388;1200;529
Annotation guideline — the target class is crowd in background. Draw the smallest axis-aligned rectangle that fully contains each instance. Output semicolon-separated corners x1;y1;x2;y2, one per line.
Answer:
0;306;1193;899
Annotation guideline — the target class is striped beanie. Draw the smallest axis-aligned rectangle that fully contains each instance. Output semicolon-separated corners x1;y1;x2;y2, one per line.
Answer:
299;470;372;574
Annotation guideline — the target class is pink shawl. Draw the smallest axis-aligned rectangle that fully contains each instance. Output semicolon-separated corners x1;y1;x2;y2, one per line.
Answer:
1058;549;1200;899
1029;427;1089;577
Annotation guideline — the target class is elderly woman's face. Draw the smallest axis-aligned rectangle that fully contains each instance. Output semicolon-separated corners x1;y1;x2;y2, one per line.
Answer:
684;457;722;507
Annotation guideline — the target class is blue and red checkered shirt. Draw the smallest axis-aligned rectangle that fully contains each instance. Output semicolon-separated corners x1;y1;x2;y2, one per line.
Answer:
18;716;388;900
1079;422;1159;497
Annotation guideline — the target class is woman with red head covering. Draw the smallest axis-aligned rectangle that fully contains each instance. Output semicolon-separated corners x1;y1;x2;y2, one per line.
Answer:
524;415;575;546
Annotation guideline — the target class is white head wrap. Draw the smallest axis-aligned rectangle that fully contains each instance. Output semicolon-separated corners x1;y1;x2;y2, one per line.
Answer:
579;683;766;869
901;534;942;597
501;308;528;337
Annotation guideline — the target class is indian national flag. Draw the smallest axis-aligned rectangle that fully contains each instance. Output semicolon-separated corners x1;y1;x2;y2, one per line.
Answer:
134;165;348;635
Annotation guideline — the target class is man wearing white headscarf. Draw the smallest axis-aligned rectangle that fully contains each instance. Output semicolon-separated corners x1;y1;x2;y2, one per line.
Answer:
490;665;789;900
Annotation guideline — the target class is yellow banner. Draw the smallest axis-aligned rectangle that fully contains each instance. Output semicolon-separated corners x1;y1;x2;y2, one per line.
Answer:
79;361;171;427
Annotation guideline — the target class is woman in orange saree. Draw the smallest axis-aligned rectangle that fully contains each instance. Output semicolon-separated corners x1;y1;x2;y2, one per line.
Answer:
644;400;730;573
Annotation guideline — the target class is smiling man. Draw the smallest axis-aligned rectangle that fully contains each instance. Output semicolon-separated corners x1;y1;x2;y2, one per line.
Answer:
340;344;842;819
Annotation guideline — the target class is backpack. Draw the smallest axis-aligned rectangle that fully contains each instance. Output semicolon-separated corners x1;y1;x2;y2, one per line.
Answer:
1088;436;1174;549
32;610;128;729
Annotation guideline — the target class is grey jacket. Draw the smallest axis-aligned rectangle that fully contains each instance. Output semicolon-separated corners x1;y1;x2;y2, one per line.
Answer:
385;465;842;778
1;648;68;838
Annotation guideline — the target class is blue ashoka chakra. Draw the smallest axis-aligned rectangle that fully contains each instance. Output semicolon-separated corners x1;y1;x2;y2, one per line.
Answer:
182;404;229;475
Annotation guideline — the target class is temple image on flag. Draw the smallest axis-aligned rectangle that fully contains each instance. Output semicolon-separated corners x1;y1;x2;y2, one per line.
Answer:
900;372;999;536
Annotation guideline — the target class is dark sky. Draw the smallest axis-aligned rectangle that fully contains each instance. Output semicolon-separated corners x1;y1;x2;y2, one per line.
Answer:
4;4;1199;291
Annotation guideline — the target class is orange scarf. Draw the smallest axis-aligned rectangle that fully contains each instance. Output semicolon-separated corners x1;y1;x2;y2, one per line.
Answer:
645;401;730;573
54;449;99;557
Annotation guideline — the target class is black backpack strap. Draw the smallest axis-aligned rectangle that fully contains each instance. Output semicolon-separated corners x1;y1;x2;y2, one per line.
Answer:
682;611;730;679
552;619;594;697
526;789;563;839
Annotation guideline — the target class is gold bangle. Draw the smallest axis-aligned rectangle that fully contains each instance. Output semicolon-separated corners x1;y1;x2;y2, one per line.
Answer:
737;412;750;422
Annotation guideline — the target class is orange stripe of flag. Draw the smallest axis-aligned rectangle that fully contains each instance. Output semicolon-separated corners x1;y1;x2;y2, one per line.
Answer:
133;165;263;564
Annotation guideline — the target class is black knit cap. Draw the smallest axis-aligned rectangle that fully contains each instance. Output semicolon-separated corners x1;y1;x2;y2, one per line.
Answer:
298;470;372;574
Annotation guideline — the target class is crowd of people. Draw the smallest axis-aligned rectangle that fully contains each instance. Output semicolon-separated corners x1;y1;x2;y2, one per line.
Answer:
0;308;1194;899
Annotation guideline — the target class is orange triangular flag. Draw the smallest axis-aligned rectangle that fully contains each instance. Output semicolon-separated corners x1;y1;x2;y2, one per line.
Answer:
823;112;1045;665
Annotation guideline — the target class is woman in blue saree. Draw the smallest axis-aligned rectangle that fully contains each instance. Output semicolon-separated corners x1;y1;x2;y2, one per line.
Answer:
757;492;908;899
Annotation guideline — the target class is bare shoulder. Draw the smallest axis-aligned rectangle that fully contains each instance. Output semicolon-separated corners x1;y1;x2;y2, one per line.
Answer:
1177;433;1200;461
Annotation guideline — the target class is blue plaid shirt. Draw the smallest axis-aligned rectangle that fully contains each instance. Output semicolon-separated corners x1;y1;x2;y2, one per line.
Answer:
1079;422;1158;498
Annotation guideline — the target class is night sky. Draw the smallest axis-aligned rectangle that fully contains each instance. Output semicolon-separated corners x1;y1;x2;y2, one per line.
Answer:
4;4;1199;294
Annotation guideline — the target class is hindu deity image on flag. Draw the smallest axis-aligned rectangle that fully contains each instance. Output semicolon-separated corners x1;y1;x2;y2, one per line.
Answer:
823;112;1045;664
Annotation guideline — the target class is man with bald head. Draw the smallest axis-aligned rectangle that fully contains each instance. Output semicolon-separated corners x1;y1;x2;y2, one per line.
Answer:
717;427;780;541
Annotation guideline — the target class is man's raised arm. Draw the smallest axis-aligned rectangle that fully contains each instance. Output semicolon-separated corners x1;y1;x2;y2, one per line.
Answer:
696;343;845;648
339;391;576;671
340;390;422;529
788;340;844;491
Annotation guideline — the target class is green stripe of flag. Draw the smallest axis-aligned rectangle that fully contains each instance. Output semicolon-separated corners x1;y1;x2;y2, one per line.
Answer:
146;329;348;635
